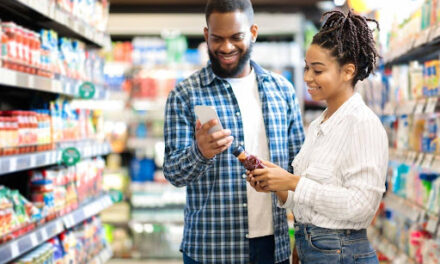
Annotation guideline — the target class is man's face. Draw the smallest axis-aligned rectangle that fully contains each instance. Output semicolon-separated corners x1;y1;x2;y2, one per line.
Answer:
204;11;258;78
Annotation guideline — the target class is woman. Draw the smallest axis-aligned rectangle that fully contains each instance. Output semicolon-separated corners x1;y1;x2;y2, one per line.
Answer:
247;10;388;264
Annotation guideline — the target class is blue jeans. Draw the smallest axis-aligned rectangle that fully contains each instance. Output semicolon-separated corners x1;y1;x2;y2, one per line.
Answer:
294;223;378;264
183;235;290;264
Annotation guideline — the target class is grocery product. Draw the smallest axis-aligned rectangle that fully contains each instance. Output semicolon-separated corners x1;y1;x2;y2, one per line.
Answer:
232;145;265;170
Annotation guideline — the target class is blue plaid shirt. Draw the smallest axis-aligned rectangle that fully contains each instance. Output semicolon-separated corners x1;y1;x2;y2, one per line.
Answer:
164;61;305;263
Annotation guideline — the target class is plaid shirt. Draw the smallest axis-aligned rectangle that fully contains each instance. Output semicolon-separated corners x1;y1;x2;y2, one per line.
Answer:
164;61;305;263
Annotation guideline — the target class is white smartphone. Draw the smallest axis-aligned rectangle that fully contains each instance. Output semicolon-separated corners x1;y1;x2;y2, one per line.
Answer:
194;105;224;133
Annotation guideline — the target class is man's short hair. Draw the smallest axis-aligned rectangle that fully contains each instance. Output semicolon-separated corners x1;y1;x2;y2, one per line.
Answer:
205;0;254;25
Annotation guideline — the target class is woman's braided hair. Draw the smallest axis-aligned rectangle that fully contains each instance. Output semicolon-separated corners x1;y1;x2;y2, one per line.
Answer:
312;9;380;86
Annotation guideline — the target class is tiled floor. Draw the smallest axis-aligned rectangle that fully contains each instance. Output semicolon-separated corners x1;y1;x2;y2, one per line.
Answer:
108;259;182;264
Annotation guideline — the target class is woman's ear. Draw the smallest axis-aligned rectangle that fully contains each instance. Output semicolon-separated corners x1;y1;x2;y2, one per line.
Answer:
343;63;356;82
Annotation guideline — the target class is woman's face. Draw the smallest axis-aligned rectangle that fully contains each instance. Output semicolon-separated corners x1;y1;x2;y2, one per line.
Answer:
304;44;354;102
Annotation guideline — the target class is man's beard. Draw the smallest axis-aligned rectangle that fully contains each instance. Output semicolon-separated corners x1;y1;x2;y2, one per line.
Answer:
208;42;253;78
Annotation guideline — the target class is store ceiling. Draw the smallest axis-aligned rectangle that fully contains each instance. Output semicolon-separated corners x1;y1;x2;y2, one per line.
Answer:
109;0;329;23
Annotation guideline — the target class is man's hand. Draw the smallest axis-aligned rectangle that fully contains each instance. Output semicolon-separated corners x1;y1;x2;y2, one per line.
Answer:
196;119;234;159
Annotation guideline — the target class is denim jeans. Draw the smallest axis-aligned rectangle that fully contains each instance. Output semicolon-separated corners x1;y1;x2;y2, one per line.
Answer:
183;235;290;264
294;223;378;264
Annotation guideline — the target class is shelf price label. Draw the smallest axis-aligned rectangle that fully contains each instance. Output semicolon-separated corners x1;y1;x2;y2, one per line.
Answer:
10;242;19;258
79;82;96;99
30;233;38;246
422;154;434;168
406;151;417;164
425;97;438;114
415;153;425;167
61;147;81;166
414;100;426;115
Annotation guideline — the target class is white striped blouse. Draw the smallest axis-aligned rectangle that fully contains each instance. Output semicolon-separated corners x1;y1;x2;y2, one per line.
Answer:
279;93;388;230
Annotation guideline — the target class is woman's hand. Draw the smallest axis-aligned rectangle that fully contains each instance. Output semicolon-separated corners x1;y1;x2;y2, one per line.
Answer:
247;160;299;192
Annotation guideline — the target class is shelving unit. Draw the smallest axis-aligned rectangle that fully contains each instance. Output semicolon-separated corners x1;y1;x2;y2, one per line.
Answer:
0;0;115;262
0;141;111;176
0;0;110;48
0;68;108;99
0;194;113;264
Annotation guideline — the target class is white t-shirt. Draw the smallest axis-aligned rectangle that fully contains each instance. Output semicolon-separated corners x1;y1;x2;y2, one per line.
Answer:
225;69;274;238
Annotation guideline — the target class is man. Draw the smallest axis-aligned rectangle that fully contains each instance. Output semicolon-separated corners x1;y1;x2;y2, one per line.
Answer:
163;0;304;263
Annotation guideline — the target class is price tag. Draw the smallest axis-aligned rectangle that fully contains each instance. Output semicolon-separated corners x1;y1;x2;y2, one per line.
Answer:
17;156;30;170
406;101;417;115
10;242;19;258
41;228;48;241
65;214;75;228
10;157;17;172
28;75;35;88
432;156;440;171
30;233;38;246
1;158;9;173
54;151;60;163
52;80;62;93
30;155;36;167
422;154;434;168
414;100;426;114
415;153;425;167
406;151;417;164
45;152;51;164
36;153;46;166
430;25;440;41
425;97;438;114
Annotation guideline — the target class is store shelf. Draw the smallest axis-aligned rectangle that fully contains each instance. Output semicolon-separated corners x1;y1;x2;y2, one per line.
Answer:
0;141;111;176
384;25;440;65
0;0;110;48
0;194;113;264
381;97;440;116
388;148;440;171
63;194;113;229
0;68;108;99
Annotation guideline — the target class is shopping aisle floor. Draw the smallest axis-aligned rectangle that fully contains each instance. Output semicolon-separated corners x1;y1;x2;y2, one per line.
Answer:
109;259;182;264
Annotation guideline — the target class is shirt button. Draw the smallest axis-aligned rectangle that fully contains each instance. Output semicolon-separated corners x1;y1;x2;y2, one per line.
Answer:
243;203;247;207
236;112;241;116
242;174;247;179
245;234;249;238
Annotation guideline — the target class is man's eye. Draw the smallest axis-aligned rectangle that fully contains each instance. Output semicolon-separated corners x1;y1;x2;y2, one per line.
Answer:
314;70;322;74
303;66;309;72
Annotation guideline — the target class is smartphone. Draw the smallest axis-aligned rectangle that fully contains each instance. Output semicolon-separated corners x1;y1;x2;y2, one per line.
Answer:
194;105;224;133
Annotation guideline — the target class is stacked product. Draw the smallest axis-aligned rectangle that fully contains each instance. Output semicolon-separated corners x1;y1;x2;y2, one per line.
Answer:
0;22;105;83
12;216;110;264
0;186;41;243
55;0;109;32
0;101;104;157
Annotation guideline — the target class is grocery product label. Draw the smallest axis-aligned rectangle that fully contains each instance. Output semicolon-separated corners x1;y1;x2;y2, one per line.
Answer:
79;82;96;99
61;147;81;166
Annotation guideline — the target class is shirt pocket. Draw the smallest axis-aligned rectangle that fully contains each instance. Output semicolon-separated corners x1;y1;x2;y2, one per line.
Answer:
304;162;336;185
